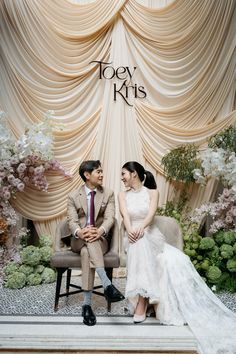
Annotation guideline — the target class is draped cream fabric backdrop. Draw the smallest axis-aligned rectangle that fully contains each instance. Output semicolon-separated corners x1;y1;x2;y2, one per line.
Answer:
0;0;236;247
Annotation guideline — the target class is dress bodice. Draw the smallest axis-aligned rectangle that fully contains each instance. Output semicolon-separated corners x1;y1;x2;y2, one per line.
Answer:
125;186;150;226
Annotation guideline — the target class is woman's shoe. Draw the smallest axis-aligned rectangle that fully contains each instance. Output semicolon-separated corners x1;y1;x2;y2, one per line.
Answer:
133;312;146;323
133;302;147;323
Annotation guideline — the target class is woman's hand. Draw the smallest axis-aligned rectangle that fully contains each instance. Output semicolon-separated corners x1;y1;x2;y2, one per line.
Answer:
135;227;145;239
128;227;145;243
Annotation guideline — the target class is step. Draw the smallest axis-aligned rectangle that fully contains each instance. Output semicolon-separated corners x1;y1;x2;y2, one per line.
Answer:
0;315;198;353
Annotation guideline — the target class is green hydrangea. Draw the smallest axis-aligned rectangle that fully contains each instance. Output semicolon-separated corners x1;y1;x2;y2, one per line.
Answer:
5;272;27;289
41;267;56;284
214;230;225;245
223;231;235;245
4;262;19;275
220;244;234;259
39;246;53;263
184;248;197;257
39;234;53;248
206;266;222;283
226;259;236;272
20;245;41;266
201;259;210;270
27;273;42;286
18;264;34;276
199;237;215;250
34;264;45;274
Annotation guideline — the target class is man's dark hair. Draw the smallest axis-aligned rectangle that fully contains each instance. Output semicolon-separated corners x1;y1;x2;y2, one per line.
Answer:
79;160;101;182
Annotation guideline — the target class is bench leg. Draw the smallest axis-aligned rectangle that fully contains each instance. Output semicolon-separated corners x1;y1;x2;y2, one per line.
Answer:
66;269;72;294
54;267;67;311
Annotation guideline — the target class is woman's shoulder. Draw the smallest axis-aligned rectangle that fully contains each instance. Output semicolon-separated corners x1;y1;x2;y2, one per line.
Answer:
118;190;126;199
145;187;158;198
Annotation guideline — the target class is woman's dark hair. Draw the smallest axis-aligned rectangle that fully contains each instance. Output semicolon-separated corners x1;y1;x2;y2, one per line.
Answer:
79;160;101;182
122;161;157;189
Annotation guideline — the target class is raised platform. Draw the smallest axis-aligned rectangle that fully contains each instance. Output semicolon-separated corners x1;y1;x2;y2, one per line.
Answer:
0;315;198;354
1;276;235;354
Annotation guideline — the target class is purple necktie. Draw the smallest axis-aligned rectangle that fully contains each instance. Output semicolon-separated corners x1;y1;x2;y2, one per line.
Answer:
89;191;96;226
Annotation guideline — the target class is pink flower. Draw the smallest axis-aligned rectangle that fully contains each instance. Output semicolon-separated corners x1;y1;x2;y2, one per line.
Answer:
17;163;26;173
223;188;230;198
3;191;11;200
24;158;31;166
10;156;19;165
34;166;45;175
7;174;15;183
230;206;236;217
12;178;21;187
17;182;25;192
225;215;233;224
23;176;29;183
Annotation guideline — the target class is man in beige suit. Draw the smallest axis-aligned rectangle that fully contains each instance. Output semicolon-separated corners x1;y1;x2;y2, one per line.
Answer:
67;160;124;326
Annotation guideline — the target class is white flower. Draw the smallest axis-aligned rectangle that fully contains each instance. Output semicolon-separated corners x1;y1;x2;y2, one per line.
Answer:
16;182;25;192
17;163;27;173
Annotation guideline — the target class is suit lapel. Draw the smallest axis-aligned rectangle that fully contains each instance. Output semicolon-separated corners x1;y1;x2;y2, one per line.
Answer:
94;188;104;221
78;186;88;215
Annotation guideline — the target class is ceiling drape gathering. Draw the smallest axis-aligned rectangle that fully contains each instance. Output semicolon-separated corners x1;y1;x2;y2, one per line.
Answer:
0;0;235;243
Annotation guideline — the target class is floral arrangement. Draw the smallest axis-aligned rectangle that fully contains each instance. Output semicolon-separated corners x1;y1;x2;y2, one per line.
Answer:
161;144;201;183
183;226;236;292
0;110;68;227
193;125;236;193
0;110;69;287
3;233;56;289
192;188;236;234
158;203;236;292
159;125;236;292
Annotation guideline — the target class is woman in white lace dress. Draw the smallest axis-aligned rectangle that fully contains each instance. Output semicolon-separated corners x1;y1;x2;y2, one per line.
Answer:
118;161;236;354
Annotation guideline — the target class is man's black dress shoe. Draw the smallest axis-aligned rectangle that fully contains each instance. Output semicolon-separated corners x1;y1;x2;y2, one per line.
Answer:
104;284;125;303
82;305;96;326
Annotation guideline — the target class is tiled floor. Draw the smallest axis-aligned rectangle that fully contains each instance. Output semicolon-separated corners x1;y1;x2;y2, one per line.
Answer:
0;276;236;316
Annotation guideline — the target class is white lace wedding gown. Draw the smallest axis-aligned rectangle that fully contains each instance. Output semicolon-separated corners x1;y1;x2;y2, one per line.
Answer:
125;186;236;354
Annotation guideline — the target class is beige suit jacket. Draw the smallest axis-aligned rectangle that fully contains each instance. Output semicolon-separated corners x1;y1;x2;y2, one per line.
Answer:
67;185;115;240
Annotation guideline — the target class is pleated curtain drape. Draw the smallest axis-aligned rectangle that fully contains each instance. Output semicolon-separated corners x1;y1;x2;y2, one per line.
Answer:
0;0;236;247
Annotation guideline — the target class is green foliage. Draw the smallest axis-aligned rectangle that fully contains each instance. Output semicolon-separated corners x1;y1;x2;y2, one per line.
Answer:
207;266;222;283
4;262;19;275
226;259;236;273
20;246;41;266
5;272;27;289
159;203;236;292
18;264;34;276
216;273;236;292
161;144;201;182
208;125;236;153
27;273;42;286
39;234;53;248
220;244;234;259
39;246;53;263
199;237;215;250
223;231;235;245
41;267;56;284
214;230;225;245
34;264;45;274
4;233;55;289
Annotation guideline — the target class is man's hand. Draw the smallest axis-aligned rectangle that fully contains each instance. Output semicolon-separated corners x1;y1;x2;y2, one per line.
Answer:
78;226;101;242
